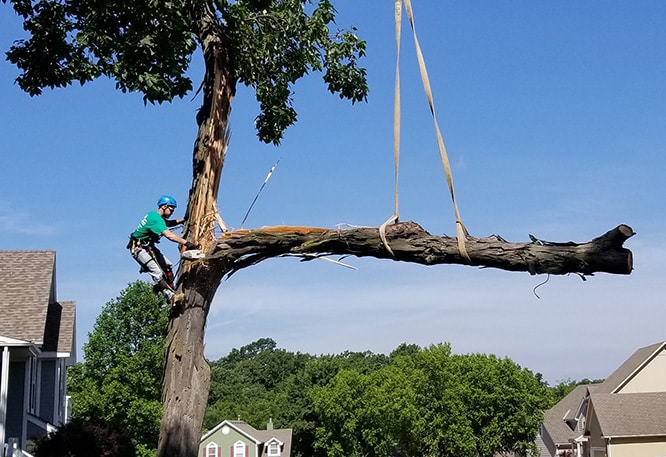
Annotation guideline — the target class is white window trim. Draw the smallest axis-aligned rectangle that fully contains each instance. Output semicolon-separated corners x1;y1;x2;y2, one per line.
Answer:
267;441;280;456
206;442;218;457
234;440;246;457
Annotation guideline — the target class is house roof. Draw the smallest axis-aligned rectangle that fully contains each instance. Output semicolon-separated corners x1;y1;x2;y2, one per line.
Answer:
0;250;75;354
595;341;666;394
58;300;76;354
590;392;666;437
255;428;292;456
542;384;590;445
0;250;56;343
43;300;76;354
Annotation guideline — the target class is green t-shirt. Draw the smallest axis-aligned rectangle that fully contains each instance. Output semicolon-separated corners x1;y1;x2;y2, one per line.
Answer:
132;211;168;241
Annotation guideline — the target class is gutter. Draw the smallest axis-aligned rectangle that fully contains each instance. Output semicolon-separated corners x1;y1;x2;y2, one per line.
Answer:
606;433;666;439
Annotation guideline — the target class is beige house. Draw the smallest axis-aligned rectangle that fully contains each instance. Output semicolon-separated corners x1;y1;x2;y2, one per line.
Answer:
540;341;666;457
200;419;292;457
0;250;77;454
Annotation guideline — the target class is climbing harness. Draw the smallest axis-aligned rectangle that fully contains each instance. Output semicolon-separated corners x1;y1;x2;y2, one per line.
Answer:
127;236;175;287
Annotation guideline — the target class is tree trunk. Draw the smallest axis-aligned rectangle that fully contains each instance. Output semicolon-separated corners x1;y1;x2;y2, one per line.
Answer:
157;1;235;456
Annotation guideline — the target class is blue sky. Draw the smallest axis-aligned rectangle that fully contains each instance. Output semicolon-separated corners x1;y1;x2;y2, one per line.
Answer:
1;2;665;384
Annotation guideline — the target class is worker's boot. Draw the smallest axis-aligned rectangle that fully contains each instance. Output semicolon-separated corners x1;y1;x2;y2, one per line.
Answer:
153;278;173;295
165;269;175;288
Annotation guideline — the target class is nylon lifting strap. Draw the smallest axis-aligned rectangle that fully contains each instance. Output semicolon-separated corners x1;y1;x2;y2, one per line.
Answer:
378;0;403;255
381;0;471;261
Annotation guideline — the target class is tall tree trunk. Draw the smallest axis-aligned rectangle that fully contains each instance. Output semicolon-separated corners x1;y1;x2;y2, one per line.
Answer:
157;2;236;455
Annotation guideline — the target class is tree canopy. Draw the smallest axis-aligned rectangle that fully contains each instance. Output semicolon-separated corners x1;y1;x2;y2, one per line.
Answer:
67;281;168;457
311;344;551;457
3;0;367;144
206;339;552;457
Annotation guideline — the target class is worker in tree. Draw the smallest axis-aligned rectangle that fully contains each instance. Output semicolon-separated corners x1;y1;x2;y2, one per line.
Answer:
128;195;198;301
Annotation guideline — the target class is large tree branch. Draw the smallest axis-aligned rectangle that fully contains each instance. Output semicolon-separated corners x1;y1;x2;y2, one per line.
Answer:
202;222;634;278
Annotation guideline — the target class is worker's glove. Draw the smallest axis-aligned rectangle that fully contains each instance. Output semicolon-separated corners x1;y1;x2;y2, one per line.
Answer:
184;241;199;251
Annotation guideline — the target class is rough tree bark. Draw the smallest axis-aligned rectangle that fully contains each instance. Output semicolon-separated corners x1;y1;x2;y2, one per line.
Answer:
206;222;634;277
157;3;635;457
157;1;235;456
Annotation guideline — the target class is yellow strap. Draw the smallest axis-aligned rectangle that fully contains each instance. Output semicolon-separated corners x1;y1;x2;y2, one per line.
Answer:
379;0;404;256
403;0;470;261
393;0;402;221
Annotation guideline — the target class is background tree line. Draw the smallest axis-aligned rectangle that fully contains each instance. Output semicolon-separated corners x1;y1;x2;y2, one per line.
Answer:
62;282;595;457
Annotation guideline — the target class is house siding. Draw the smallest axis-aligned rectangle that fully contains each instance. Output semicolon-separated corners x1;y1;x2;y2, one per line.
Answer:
6;361;26;444
39;359;56;423
608;436;666;457
586;404;605;451
539;424;556;456
618;349;666;393
26;420;47;443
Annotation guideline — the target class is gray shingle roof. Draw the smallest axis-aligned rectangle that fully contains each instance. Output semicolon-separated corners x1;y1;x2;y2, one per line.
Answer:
43;300;76;354
255;428;292;457
57;300;76;354
0;250;55;343
0;250;75;354
596;342;666;394
590;392;666;437
542;384;589;445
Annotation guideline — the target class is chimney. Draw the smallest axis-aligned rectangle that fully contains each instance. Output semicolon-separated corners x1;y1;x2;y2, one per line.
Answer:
267;417;274;430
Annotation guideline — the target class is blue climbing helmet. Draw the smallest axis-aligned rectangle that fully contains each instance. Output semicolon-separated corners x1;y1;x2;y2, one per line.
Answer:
157;195;177;208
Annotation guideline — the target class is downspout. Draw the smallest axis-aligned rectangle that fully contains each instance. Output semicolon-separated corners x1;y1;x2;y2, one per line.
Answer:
607;436;612;457
0;346;10;451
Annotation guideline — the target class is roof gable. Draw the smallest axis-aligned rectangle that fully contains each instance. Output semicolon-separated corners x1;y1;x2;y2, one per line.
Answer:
596;342;666;394
201;420;262;445
0;250;56;343
58;300;76;355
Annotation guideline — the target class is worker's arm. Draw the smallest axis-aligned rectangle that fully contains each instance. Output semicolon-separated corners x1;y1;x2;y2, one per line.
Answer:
161;229;188;246
165;218;185;227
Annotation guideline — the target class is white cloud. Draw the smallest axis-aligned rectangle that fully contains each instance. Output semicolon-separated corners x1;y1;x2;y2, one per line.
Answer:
0;203;56;236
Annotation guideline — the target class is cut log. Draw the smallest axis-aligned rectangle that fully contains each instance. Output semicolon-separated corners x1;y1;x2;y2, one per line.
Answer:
203;222;634;277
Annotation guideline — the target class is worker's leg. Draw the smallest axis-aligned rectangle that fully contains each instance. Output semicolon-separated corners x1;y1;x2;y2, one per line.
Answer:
132;249;174;301
152;248;174;287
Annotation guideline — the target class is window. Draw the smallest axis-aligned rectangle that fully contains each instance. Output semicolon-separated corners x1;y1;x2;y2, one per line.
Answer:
206;442;218;457
267;442;280;457
234;441;246;457
57;363;65;419
28;357;38;414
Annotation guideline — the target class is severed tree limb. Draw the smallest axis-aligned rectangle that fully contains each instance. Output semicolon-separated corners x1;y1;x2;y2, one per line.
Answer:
164;220;634;457
201;222;634;278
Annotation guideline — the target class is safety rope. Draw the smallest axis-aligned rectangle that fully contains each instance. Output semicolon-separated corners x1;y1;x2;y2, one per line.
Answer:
380;0;470;261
